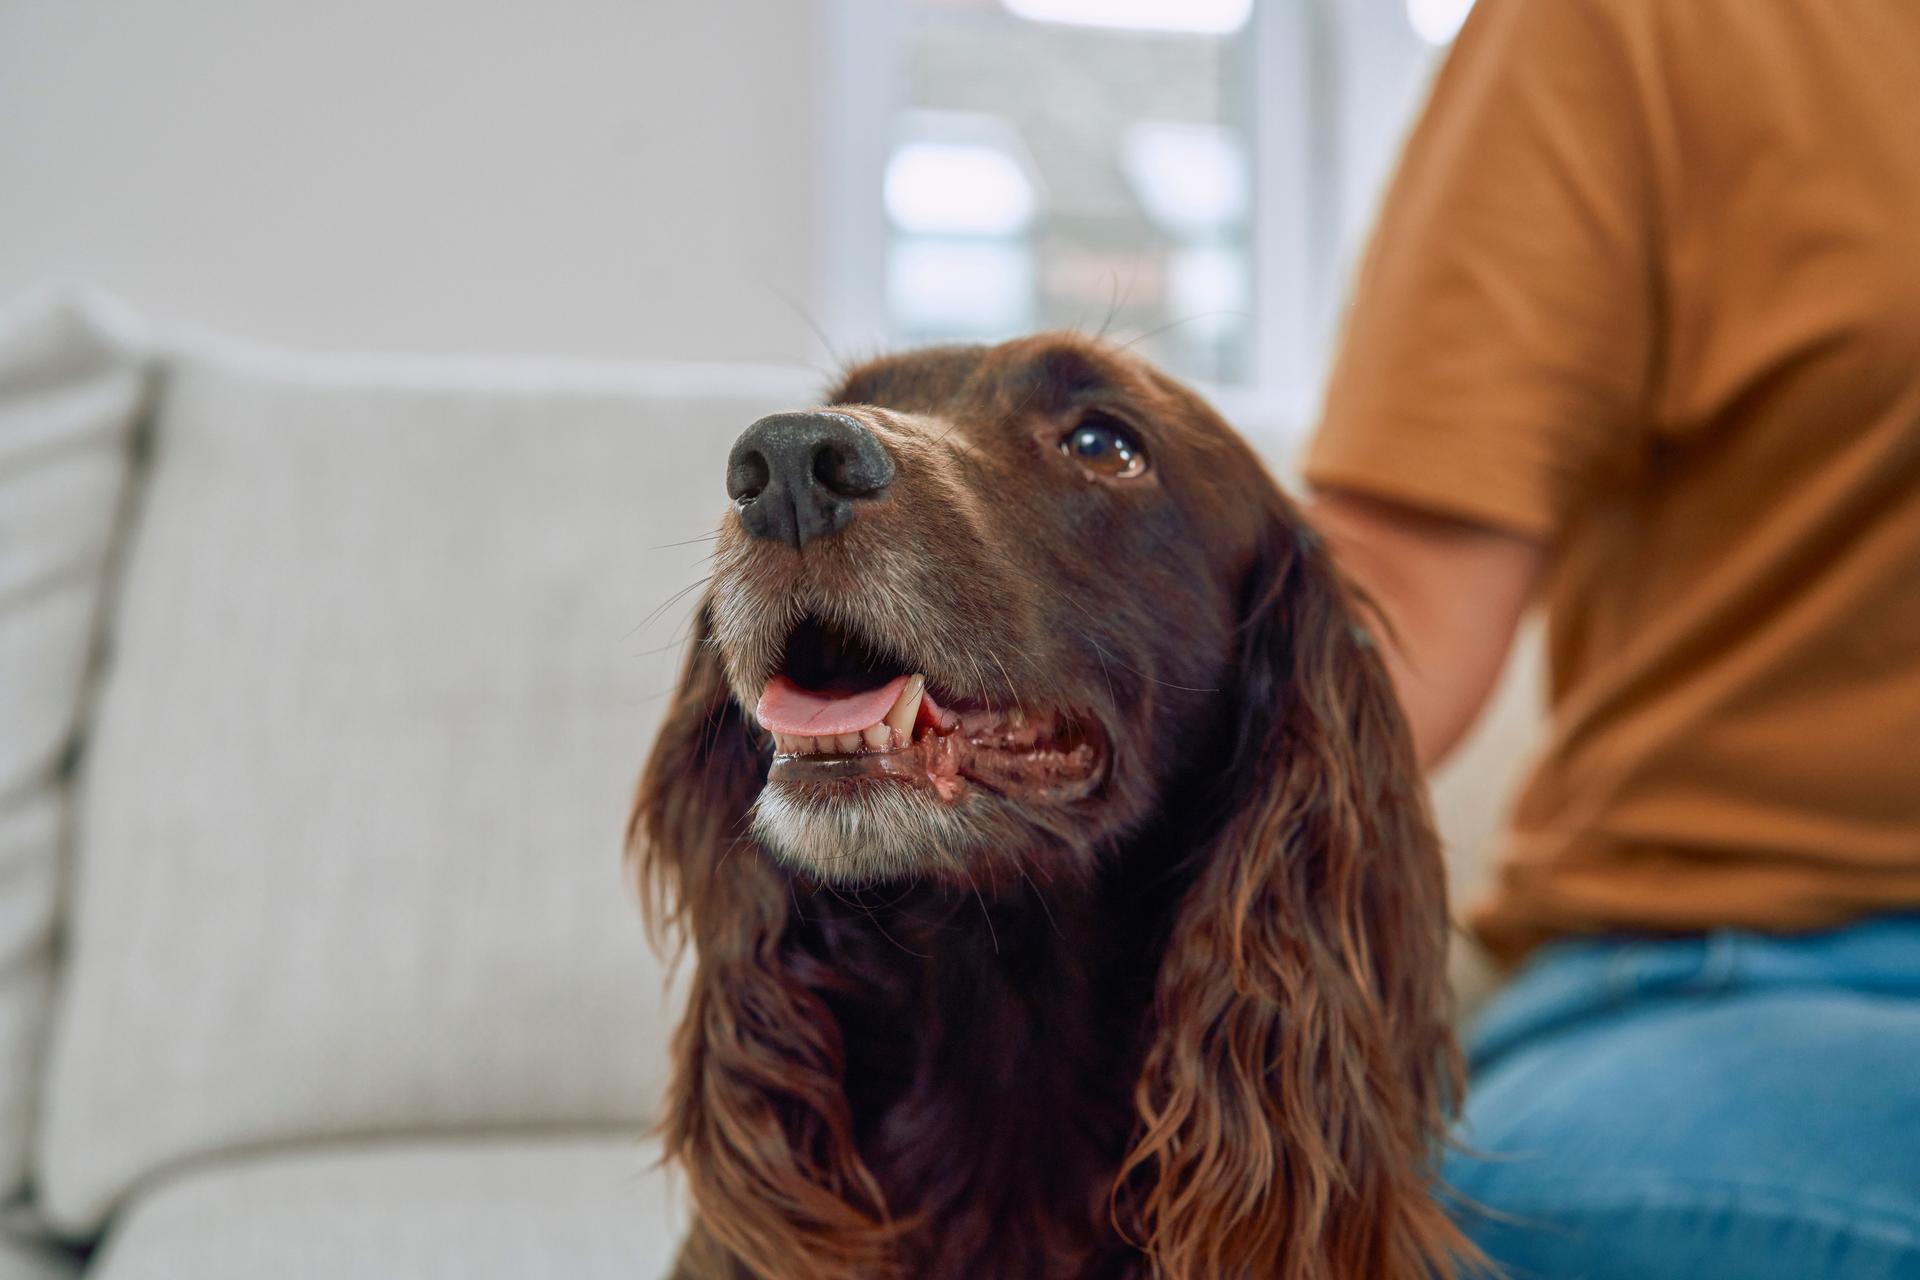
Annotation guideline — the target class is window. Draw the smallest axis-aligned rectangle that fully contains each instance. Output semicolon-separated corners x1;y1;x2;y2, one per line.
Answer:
887;0;1255;388
820;0;1463;443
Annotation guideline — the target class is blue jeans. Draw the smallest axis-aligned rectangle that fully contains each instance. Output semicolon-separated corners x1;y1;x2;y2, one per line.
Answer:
1443;915;1920;1278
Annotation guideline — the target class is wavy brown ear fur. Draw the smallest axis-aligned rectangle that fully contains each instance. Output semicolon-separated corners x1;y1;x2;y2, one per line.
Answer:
1114;514;1470;1280
628;603;897;1280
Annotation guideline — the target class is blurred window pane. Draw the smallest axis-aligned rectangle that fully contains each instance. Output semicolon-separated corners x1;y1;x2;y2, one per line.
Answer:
889;0;1256;385
1406;0;1476;45
1003;0;1253;36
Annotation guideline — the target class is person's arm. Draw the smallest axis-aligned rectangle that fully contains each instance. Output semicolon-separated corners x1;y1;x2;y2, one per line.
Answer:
1308;487;1544;771
1294;0;1659;768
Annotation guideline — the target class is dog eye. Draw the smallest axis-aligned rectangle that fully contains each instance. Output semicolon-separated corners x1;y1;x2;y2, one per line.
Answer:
1059;414;1148;479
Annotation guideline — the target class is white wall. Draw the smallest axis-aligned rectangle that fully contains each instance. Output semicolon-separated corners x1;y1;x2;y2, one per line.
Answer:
0;0;831;366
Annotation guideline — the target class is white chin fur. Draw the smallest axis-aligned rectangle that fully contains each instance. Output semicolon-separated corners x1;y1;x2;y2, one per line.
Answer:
752;782;980;883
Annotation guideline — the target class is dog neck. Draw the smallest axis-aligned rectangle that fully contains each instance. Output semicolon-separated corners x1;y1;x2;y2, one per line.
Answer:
783;845;1182;1278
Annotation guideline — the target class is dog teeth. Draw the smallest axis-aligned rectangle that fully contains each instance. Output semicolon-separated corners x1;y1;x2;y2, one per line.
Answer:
773;675;926;757
884;675;925;742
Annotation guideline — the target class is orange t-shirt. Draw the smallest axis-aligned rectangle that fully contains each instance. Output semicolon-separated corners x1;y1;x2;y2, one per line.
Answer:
1305;0;1920;965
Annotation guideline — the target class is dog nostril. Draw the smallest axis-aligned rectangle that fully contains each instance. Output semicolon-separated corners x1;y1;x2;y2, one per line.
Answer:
727;450;770;504
812;439;889;498
812;443;853;495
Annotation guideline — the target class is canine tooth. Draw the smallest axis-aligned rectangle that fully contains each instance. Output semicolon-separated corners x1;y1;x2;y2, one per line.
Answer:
862;722;891;749
834;732;861;753
885;674;926;741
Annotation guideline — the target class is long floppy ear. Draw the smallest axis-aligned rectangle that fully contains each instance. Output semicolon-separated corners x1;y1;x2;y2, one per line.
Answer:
1114;514;1470;1280
628;601;897;1280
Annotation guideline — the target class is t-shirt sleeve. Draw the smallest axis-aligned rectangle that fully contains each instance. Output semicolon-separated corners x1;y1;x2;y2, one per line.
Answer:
1304;0;1659;540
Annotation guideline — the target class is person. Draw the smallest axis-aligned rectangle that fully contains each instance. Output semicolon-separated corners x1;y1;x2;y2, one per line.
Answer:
1300;0;1920;1274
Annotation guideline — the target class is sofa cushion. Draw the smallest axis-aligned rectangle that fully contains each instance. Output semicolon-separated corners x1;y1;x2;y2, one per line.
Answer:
0;1240;73;1280
86;1136;683;1280
0;292;148;1204
38;330;813;1231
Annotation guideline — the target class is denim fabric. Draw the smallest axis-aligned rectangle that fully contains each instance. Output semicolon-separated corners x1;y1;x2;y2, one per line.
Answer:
1444;916;1920;1279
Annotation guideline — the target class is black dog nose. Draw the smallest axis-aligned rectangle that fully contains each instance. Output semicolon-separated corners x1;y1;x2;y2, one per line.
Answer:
726;411;895;549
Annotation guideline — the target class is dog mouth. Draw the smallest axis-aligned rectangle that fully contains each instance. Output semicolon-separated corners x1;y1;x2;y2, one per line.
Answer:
753;614;1104;805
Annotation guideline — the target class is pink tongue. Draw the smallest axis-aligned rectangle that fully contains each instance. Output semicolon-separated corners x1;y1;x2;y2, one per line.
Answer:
756;673;910;736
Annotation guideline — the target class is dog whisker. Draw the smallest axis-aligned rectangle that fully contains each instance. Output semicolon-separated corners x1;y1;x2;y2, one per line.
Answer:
626;575;714;640
1029;573;1222;695
1017;866;1065;943
960;866;999;956
647;531;724;551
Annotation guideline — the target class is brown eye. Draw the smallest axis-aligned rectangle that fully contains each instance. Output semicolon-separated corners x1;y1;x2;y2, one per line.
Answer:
1059;413;1148;479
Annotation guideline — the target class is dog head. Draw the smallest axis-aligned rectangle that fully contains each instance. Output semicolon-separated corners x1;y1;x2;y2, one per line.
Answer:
700;335;1284;887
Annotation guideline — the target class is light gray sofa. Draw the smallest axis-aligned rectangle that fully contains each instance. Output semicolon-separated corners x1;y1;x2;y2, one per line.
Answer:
0;290;1535;1277
0;291;851;1277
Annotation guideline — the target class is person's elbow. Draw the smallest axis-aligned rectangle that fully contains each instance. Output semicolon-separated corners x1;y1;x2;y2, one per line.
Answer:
1304;487;1546;770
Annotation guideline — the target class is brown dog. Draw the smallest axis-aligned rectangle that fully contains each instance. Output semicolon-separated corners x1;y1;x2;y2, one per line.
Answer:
629;334;1466;1280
